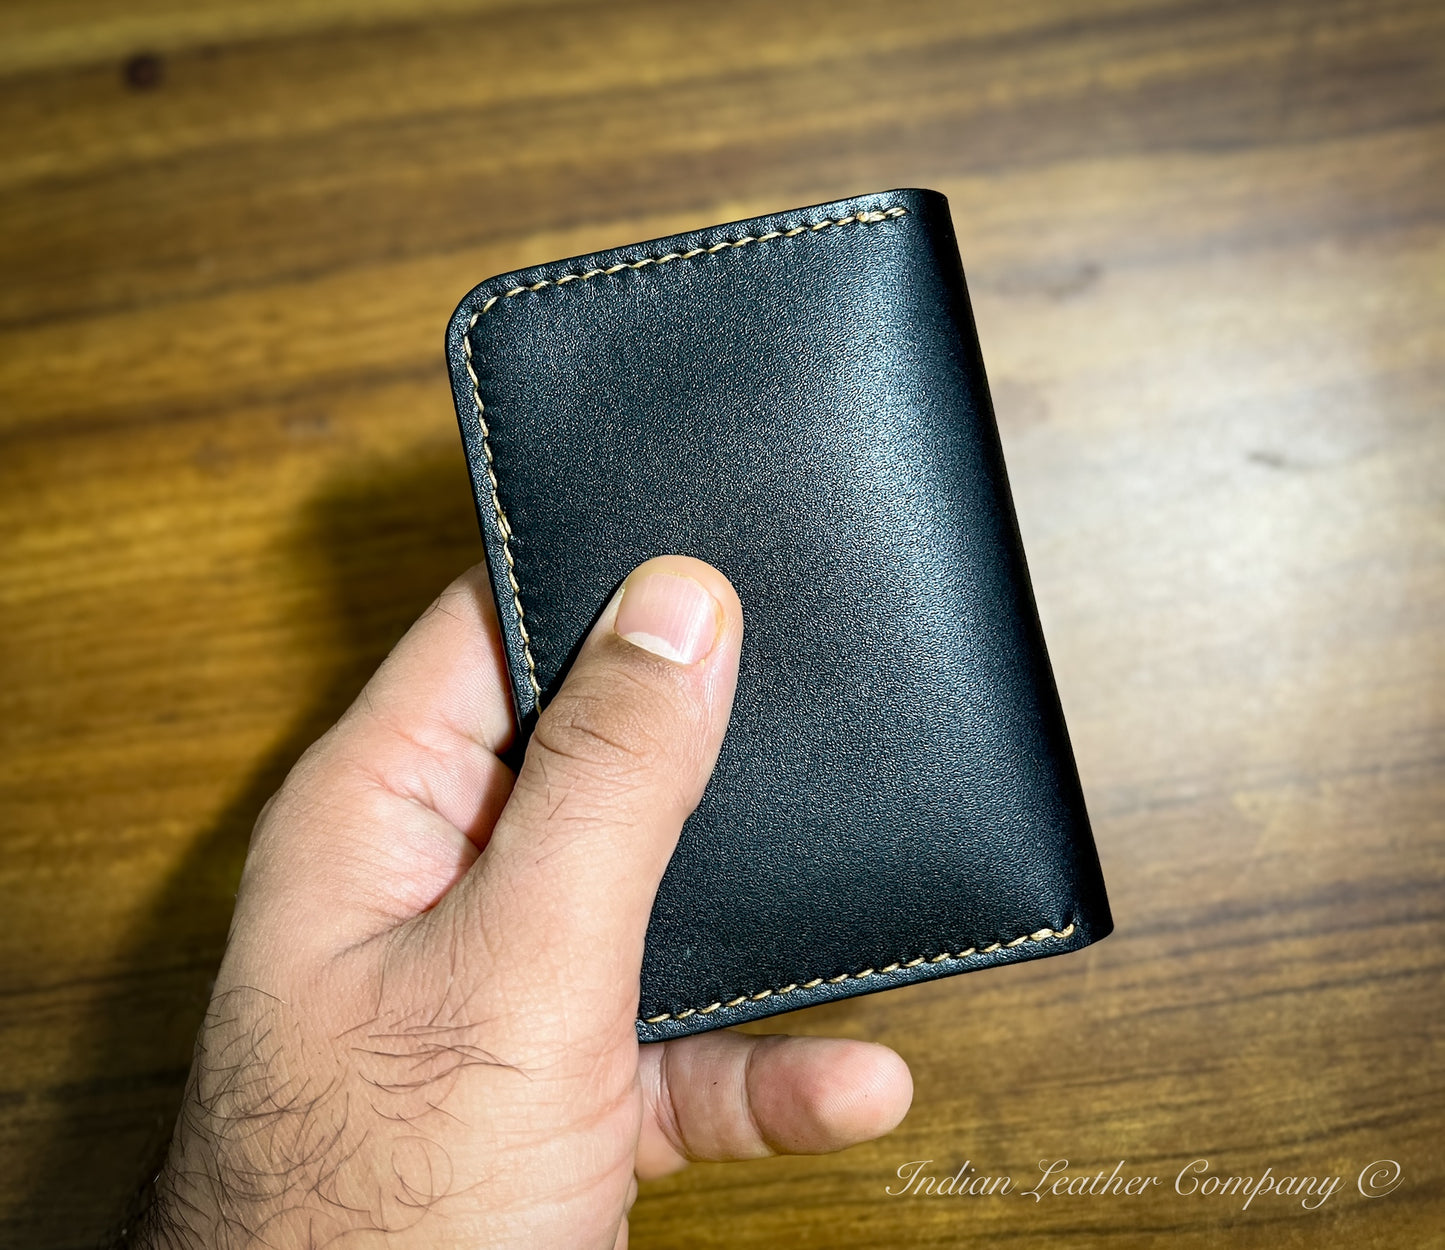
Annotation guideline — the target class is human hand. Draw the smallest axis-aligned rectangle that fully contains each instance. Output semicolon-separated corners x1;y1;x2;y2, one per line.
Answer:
137;556;912;1249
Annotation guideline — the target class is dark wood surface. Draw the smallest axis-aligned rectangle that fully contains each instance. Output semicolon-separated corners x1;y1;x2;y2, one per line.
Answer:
1;2;1441;1246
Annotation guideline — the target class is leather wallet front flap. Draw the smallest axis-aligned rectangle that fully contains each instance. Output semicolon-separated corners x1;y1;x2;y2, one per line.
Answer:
447;188;1111;1041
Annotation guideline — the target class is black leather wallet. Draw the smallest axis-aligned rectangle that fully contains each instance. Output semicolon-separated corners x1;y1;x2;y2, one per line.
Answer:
446;188;1111;1042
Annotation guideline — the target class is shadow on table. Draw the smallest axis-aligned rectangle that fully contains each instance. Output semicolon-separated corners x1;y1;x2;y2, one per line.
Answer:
25;436;482;1248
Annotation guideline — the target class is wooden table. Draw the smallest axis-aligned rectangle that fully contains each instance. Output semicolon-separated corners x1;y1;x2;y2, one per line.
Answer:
2;2;1441;1246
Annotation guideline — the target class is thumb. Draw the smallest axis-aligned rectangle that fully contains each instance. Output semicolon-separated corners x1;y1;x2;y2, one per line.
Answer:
443;554;743;1032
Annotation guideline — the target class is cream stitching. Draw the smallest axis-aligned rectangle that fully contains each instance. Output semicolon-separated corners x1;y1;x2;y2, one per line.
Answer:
638;923;1077;1026
461;329;541;702
460;206;908;705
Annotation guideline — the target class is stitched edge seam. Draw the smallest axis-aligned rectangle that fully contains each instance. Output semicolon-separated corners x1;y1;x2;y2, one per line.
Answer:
639;922;1077;1026
462;324;541;700
460;205;907;705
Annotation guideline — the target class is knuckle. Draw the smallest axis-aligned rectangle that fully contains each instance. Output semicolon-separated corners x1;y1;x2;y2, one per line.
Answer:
531;687;662;777
522;663;699;807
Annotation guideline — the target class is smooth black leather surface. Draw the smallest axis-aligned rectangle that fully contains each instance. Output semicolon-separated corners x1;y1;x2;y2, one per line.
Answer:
446;188;1111;1041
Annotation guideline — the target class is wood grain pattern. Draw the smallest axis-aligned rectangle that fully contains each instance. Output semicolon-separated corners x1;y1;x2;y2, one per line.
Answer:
1;1;1441;1246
